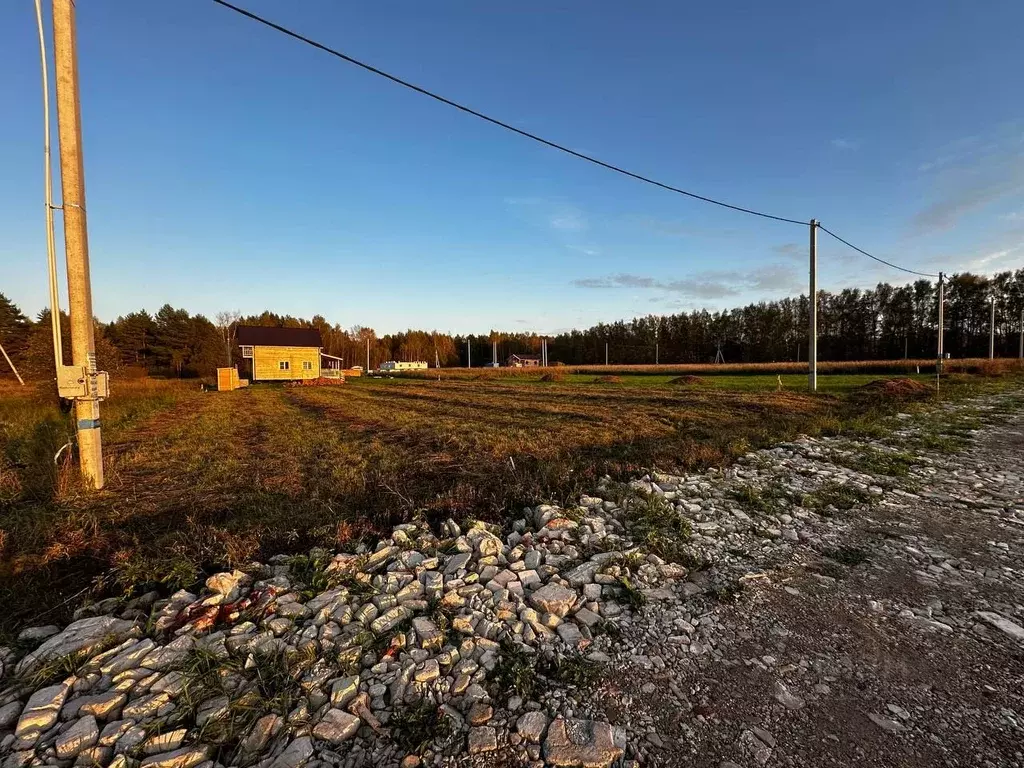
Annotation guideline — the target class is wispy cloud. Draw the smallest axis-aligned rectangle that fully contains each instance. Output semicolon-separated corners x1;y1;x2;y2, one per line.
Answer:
505;197;588;233
571;264;802;300
772;242;804;261
911;124;1024;234
911;161;1024;234
830;138;860;151
566;244;599;256
629;214;738;239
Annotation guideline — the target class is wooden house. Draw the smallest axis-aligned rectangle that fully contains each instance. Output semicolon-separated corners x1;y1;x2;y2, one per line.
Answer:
236;326;323;381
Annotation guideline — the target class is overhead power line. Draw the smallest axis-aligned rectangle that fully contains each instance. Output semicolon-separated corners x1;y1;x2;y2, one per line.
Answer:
817;225;939;278
209;0;806;226
210;0;942;279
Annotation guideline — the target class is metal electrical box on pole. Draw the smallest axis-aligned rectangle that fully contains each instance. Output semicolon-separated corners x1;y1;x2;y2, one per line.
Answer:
52;0;106;488
808;219;818;392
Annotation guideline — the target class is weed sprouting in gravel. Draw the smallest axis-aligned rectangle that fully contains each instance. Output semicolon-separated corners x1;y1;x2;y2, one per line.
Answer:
823;545;871;566
616;575;647;610
801;482;874;512
538;652;605;688
389;700;455;754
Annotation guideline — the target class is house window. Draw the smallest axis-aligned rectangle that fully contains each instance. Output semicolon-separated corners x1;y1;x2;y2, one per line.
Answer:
279;361;290;371
302;361;312;371
241;346;253;358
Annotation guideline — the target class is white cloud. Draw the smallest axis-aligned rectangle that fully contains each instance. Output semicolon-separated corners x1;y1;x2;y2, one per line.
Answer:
830;138;860;150
571;263;803;300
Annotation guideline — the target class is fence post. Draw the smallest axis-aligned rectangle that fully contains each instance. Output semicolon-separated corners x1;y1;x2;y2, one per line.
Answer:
808;219;818;392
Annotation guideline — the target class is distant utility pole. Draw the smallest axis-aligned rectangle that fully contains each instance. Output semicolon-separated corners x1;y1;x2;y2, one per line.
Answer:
492;340;498;366
989;296;996;359
53;0;103;488
1019;307;1023;359
366;337;370;371
605;342;608;366
808;219;818;392
937;272;945;389
466;339;471;368
655;341;659;365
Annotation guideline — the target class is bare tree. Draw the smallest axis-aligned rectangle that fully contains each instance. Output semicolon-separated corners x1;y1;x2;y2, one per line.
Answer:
215;310;241;367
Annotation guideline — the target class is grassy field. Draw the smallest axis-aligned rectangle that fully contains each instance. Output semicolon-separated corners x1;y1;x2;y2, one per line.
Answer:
1;363;1022;635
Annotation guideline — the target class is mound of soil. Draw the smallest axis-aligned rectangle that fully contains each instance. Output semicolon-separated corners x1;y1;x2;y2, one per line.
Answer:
539;372;564;382
669;375;705;385
857;377;933;397
594;375;622;383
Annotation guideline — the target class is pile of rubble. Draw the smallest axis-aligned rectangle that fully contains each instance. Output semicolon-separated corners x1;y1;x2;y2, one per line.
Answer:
3;393;1022;768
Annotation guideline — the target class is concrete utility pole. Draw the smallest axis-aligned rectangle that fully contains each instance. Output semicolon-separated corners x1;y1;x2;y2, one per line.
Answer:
605;342;608;366
808;219;818;392
366;337;370;371
655;342;659;365
937;273;945;388
989;296;996;359
53;0;103;488
492;340;498;366
466;339;471;368
1019;307;1023;360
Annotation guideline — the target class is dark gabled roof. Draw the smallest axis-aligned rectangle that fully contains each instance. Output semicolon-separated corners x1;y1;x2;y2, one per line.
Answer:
236;325;322;348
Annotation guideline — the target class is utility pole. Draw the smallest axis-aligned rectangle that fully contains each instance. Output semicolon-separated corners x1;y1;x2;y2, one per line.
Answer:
466;339;471;368
605;342;608;366
1019;307;1023;360
655;342;659;365
492;340;498;366
808;219;818;392
366;337;370;371
937;273;945;390
989;296;996;359
53;0;103;488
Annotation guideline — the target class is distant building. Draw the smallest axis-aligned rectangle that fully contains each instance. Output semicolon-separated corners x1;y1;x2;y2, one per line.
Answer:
380;361;429;371
236;326;323;381
507;354;541;368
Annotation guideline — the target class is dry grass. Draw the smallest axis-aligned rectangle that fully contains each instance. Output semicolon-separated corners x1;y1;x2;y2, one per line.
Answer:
401;357;1024;380
1;368;1021;635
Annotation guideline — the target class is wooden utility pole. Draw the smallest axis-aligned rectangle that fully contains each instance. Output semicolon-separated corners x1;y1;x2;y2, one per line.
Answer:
53;0;103;488
808;219;818;392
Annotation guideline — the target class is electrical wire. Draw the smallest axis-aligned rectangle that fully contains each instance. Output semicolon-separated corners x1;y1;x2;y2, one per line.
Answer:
817;225;939;278
210;1;947;279
34;0;64;368
209;0;806;226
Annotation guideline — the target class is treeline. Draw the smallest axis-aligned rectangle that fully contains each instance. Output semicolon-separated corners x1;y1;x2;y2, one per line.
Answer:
1;270;1022;381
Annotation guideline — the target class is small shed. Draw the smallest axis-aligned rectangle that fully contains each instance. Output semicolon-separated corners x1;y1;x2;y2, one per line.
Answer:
236;326;323;381
507;354;541;368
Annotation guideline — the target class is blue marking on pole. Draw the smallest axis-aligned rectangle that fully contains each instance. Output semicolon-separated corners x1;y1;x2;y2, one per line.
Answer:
77;418;101;430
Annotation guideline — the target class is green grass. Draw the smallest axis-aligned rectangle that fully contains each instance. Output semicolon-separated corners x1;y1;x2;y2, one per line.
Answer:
1;370;1021;635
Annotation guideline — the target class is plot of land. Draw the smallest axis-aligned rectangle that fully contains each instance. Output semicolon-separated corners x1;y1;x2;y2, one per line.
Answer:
0;367;1019;635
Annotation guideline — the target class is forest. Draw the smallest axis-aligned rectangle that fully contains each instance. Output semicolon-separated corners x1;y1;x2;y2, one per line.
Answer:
1;270;1023;380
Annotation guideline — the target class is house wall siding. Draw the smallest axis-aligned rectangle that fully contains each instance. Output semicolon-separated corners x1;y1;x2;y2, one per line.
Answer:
253;346;320;380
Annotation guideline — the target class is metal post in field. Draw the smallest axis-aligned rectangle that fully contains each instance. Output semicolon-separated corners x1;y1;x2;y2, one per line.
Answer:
808;219;818;392
53;0;103;488
989;296;996;359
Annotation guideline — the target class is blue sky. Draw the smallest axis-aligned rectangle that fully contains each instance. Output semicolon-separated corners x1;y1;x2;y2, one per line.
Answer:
2;1;1023;335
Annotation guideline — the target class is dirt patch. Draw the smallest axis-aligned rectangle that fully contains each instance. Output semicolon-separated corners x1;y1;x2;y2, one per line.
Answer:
594;375;623;384
669;375;705;385
856;378;933;398
540;372;564;382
